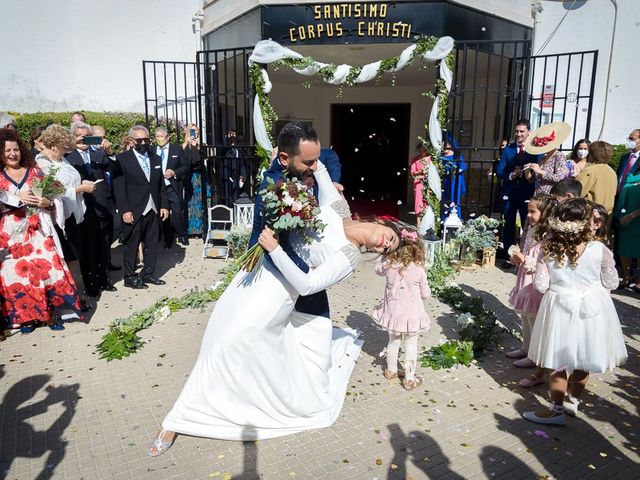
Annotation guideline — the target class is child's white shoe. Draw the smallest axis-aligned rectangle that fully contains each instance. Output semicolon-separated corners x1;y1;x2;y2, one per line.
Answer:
523;404;566;426
563;395;580;417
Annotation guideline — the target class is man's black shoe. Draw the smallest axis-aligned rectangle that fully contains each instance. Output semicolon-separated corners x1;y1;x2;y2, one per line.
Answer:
85;289;101;298
142;276;166;286
124;277;148;289
177;236;190;246
101;282;117;292
109;264;122;271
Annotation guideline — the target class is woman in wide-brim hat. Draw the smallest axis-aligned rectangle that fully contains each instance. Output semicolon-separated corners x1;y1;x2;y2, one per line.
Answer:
523;122;573;195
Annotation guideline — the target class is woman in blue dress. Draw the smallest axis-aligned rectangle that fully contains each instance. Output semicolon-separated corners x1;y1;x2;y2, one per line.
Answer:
441;133;467;220
182;125;210;237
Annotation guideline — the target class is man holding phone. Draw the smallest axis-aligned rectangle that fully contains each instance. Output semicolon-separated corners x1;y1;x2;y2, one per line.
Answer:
66;121;116;295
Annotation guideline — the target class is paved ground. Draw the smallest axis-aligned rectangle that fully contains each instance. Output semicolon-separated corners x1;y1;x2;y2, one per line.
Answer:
0;240;638;480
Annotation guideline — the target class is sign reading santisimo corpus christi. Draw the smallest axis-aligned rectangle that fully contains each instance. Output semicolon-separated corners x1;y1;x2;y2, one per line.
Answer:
262;2;427;45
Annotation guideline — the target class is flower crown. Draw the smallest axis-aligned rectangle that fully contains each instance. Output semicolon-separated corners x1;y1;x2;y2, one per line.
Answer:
400;229;418;242
531;129;556;147
548;217;587;234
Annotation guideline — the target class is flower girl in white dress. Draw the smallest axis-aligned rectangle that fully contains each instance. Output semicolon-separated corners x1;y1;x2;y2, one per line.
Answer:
524;198;627;425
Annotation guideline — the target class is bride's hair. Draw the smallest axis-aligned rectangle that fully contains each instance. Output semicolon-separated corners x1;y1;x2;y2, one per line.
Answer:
543;198;593;266
360;217;424;269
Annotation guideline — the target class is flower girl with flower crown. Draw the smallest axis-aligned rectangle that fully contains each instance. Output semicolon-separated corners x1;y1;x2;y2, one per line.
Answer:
372;229;431;390
523;198;627;425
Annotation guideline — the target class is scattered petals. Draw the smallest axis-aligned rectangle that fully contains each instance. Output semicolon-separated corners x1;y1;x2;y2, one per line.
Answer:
534;430;549;439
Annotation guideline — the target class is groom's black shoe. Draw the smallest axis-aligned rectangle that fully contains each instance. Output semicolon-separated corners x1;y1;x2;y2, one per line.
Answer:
142;276;166;286
124;276;148;289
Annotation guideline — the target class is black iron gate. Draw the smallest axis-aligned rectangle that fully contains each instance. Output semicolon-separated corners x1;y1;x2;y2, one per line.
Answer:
196;47;260;209
447;39;532;218
446;41;597;218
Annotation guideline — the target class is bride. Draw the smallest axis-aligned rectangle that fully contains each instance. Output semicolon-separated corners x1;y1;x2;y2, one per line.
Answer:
148;153;403;456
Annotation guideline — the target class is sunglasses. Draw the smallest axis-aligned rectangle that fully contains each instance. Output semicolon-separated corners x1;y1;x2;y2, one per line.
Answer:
134;138;151;144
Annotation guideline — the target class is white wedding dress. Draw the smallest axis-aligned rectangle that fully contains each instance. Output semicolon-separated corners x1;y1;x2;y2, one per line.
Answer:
162;163;362;440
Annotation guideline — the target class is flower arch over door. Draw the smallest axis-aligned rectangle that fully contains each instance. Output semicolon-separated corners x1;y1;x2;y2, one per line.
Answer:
247;36;455;228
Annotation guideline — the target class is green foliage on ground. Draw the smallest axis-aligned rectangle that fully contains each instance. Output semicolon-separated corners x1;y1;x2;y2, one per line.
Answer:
96;262;241;361
420;340;474;370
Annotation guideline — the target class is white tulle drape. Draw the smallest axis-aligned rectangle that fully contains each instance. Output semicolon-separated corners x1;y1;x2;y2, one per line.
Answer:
248;37;454;155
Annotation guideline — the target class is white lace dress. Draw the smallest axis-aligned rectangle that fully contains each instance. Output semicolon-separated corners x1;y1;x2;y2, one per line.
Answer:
527;241;627;373
162;162;362;440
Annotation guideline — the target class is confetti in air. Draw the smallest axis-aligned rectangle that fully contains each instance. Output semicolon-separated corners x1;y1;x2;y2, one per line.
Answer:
354;148;359;152
503;195;509;200
359;189;365;193
361;177;365;181
397;200;403;205
390;117;396;122
396;172;401;175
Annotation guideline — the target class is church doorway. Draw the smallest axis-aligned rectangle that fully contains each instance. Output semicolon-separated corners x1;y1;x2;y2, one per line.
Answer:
331;103;410;219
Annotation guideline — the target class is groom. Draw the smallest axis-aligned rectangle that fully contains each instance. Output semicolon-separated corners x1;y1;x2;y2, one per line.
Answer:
249;121;329;317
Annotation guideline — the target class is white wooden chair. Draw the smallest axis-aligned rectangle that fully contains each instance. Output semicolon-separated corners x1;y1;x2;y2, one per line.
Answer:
203;205;233;258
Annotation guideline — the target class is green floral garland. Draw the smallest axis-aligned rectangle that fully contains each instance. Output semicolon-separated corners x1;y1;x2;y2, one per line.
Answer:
420;248;506;369
96;263;241;361
250;36;455;223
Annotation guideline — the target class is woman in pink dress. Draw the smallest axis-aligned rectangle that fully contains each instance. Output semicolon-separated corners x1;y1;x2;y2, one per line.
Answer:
410;145;431;224
0;129;80;333
372;228;430;390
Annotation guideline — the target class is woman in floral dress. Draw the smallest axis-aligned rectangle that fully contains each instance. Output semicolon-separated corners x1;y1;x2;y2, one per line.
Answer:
0;129;79;333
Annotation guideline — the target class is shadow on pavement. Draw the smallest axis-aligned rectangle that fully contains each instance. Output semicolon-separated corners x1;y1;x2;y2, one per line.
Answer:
231;426;260;480
345;310;388;371
0;374;79;480
386;422;464;479
494;398;638;479
479;445;537;478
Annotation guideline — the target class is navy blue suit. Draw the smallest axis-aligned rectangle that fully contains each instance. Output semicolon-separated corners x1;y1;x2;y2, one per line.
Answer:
249;159;330;318
320;148;341;183
496;143;539;251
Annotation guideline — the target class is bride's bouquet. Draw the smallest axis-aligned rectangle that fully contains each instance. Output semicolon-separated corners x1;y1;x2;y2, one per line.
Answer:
239;176;326;271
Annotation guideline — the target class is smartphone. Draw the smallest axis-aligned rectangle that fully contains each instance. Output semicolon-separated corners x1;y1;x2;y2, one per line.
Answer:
190;128;197;138
82;136;102;145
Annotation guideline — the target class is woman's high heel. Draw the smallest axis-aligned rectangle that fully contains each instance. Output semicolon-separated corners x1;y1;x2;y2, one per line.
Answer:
147;429;176;457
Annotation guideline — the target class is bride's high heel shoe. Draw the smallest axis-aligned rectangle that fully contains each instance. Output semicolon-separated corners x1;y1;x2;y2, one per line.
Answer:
147;429;176;457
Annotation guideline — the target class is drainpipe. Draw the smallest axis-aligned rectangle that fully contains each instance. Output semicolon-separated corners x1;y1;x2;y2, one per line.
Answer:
192;10;204;53
530;0;544;54
596;0;618;140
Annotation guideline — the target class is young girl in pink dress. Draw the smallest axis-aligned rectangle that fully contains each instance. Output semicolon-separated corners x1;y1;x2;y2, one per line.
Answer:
373;228;430;390
506;193;558;387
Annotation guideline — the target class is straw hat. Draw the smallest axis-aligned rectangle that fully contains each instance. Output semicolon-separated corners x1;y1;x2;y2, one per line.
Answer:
524;121;571;155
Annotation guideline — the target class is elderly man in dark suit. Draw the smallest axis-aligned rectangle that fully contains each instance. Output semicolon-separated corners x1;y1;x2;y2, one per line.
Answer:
111;125;169;289
67;121;117;296
496;119;540;258
154;126;190;247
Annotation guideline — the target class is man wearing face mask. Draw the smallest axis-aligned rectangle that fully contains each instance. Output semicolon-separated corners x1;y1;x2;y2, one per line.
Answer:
154;127;189;247
110;125;169;289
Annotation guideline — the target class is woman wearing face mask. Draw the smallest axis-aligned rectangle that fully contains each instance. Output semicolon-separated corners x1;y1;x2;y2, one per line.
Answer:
576;141;617;214
570;139;591;177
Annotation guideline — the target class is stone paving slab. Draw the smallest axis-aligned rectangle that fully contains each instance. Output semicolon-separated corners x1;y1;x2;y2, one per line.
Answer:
1;241;639;479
